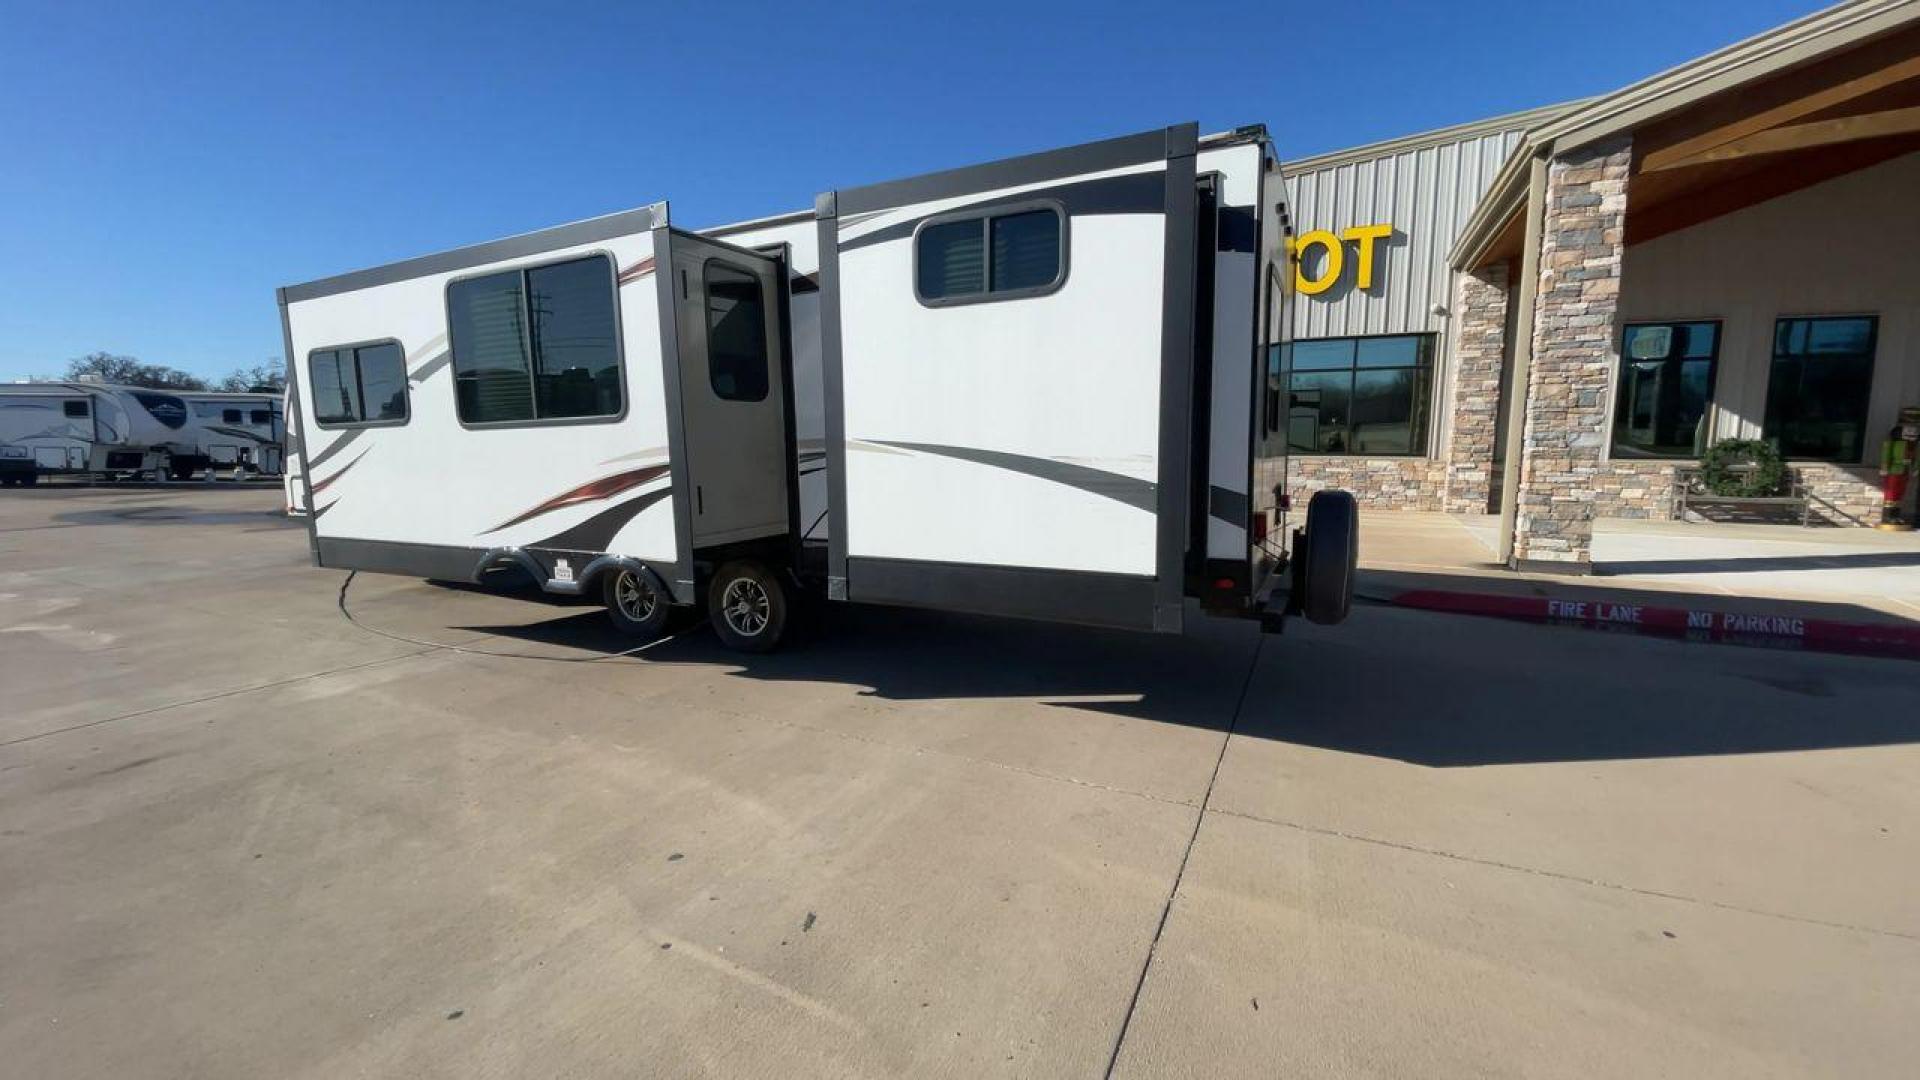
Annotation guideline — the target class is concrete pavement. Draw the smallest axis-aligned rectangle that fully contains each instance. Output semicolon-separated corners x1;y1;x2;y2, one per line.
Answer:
2;487;1917;1077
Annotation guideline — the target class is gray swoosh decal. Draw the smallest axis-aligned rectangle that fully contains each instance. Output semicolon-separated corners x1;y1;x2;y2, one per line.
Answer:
530;487;673;553
410;350;451;382
306;428;364;471
866;440;1155;513
1209;486;1248;526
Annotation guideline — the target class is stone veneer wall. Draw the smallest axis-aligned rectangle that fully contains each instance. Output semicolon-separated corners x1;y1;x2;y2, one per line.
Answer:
1593;461;1881;524
1287;456;1446;511
1441;263;1510;513
1511;138;1631;566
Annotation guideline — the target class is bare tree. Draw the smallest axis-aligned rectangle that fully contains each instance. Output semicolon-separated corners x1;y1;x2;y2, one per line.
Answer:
64;351;209;391
215;360;287;393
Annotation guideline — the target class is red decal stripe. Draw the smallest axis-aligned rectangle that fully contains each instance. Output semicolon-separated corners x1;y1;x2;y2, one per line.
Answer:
484;463;670;533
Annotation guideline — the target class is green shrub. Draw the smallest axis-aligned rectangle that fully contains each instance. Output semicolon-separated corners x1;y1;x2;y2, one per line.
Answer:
1700;439;1788;497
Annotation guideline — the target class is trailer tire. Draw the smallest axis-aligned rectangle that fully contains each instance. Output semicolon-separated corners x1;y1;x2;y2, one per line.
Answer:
604;567;670;638
169;460;197;481
1301;489;1358;625
708;561;787;653
19;471;38;488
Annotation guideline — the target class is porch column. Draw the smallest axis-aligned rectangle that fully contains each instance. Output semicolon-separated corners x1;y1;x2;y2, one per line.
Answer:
1512;137;1631;570
1442;261;1510;513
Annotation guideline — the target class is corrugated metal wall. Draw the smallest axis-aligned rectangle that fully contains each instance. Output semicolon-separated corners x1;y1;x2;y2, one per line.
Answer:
1283;127;1526;340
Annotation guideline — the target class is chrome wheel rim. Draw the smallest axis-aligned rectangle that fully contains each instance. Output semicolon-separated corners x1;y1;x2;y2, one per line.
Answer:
614;571;657;623
721;577;770;637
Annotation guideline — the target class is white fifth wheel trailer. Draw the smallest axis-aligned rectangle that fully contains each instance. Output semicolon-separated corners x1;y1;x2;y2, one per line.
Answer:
169;392;285;479
280;124;1357;651
0;382;164;484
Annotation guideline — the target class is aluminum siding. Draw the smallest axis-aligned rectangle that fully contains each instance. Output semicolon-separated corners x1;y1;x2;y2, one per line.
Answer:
1283;126;1527;341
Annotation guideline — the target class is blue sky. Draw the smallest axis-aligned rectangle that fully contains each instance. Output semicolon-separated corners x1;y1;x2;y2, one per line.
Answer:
0;0;1828;381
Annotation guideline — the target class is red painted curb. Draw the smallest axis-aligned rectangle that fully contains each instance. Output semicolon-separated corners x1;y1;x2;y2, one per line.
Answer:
1387;589;1920;660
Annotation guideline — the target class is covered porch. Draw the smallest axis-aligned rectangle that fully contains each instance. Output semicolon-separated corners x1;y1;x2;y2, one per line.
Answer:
1448;1;1920;569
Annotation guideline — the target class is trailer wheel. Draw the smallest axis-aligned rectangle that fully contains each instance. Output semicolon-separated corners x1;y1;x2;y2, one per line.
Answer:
1301;489;1358;625
169;460;197;481
708;561;787;653
603;567;670;637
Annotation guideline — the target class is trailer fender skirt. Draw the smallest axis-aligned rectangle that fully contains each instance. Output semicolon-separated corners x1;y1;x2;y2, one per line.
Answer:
552;555;668;601
472;546;546;587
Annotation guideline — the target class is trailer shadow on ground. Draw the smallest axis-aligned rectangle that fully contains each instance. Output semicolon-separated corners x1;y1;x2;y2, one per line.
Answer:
417;577;1920;769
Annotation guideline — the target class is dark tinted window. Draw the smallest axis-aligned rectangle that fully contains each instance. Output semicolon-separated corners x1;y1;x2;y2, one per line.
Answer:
450;254;621;424
990;210;1061;292
309;342;407;426
917;219;985;300
249;409;271;425
223;408;242;424
1766;316;1876;461
63;400;89;418
1280;335;1434;455
1612;321;1720;458
916;205;1064;303
705;262;769;402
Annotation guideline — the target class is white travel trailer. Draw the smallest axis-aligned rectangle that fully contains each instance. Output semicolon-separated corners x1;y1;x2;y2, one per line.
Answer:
170;392;285;478
280;124;1357;650
0;382;163;484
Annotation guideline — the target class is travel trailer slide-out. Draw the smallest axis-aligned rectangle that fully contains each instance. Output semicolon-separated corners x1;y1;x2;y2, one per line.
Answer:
0;382;163;484
280;123;1358;651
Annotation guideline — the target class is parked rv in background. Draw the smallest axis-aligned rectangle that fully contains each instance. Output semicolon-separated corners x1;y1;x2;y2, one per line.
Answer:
281;123;1360;650
171;392;285;479
284;387;307;514
0;382;162;484
0;381;289;485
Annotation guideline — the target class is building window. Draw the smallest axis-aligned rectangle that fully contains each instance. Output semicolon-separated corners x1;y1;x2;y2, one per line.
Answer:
915;203;1065;305
309;341;408;427
1278;334;1434;455
63;400;89;418
1765;316;1876;461
1612;321;1719;459
448;253;622;425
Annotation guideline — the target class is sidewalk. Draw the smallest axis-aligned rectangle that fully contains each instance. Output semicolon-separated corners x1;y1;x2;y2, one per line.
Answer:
1355;511;1920;658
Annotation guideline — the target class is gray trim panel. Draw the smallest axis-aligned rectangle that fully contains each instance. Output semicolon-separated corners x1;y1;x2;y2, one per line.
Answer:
815;196;850;600
652;226;698;605
1153;132;1200;632
280;296;321;564
282;203;667;304
835;126;1185;216
317;536;485;581
846;556;1160;632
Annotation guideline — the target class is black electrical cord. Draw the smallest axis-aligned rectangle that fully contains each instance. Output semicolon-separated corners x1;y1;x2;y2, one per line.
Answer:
335;570;703;663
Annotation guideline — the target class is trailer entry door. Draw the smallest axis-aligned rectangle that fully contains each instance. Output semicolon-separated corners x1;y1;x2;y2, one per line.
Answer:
664;232;791;550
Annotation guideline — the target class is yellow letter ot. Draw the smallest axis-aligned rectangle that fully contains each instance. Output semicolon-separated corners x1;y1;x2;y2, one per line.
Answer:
1292;230;1343;295
1342;224;1392;289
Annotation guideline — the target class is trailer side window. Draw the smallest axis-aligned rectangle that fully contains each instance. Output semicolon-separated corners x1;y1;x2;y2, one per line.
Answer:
309;341;407;427
914;203;1065;306
705;261;768;402
249;409;270;425
448;253;622;425
223;408;242;424
64;400;89;418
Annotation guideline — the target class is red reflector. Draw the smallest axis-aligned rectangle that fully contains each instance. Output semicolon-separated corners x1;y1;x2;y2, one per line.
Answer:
1278;493;1292;512
1252;513;1269;543
1214;577;1236;591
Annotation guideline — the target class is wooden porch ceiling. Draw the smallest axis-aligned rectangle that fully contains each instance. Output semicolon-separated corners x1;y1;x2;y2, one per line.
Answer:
1627;22;1920;245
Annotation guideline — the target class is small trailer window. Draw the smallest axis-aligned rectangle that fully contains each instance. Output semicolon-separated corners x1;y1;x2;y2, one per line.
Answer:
223;408;243;424
249;409;270;425
705;261;769;402
448;253;622;425
63;400;89;418
309;341;408;427
914;202;1065;306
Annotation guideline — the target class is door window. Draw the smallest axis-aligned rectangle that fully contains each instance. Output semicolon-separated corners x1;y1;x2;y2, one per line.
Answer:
704;261;769;402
